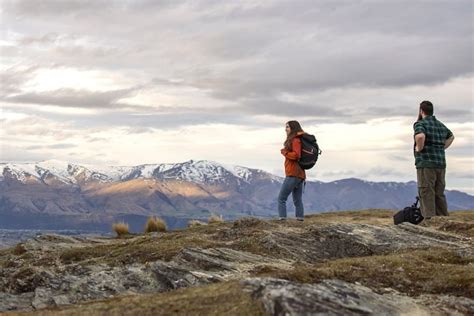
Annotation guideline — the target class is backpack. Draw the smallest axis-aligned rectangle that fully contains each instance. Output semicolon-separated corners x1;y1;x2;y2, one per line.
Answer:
297;133;322;170
393;197;424;225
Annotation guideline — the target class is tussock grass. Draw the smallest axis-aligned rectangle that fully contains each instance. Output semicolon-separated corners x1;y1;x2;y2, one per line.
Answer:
112;221;129;237
188;219;207;228
208;214;224;224
12;243;27;255
145;216;167;233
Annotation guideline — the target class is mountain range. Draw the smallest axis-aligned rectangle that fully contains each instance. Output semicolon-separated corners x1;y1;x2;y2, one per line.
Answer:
1;159;472;231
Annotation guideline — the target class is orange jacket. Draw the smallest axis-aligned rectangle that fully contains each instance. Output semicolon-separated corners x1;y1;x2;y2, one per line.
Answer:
280;131;306;180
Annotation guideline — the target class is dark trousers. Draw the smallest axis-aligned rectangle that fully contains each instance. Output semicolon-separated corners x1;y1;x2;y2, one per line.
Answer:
278;176;304;218
417;168;449;218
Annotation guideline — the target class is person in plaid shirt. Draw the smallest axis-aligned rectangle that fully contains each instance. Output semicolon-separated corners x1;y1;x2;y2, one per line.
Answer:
414;101;455;219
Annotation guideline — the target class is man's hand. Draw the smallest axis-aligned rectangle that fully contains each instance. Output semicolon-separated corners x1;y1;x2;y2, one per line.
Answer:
280;148;288;156
415;133;426;152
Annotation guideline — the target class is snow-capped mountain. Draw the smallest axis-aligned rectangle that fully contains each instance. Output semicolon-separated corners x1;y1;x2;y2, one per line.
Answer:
0;159;282;185
0;159;472;232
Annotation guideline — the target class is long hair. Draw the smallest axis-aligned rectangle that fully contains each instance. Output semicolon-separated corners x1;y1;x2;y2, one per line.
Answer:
284;120;303;150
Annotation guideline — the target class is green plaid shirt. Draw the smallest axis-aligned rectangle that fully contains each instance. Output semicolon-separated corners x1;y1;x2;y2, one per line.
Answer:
413;115;453;169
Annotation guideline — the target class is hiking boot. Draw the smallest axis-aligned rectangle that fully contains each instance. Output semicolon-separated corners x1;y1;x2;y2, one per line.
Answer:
419;217;432;227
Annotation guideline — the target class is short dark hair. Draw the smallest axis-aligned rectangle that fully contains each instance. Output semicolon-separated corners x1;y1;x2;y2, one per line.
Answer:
420;100;434;116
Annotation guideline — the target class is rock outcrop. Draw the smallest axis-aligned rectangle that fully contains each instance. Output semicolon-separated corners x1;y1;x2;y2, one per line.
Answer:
0;211;473;315
242;278;432;315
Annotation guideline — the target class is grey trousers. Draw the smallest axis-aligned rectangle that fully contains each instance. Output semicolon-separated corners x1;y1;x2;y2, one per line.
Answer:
417;168;449;218
278;176;304;218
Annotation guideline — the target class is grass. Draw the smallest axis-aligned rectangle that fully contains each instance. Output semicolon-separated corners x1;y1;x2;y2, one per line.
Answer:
12;209;474;269
253;248;474;298
208;214;224;224
12;243;27;255
112;221;129;237
304;209;396;226
145;216;167;233
422;213;474;237
59;230;223;265
2;209;473;315
20;281;266;316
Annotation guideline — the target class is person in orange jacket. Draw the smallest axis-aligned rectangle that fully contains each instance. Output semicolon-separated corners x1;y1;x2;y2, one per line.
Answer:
279;120;306;221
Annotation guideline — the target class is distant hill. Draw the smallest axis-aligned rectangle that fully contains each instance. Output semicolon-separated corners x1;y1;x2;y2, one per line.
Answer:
1;159;472;231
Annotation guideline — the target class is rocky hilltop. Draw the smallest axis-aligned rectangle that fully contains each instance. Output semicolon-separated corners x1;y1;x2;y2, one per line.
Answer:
1;210;473;315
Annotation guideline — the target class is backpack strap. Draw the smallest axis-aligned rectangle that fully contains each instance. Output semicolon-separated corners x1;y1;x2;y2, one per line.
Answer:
414;196;420;208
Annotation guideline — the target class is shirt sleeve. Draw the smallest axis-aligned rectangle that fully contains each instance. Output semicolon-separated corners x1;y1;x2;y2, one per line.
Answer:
414;121;426;135
445;127;453;139
284;138;301;161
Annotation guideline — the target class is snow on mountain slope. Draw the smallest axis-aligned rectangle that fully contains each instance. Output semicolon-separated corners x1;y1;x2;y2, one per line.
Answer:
0;162;39;183
156;160;236;183
0;160;128;184
0;159;279;185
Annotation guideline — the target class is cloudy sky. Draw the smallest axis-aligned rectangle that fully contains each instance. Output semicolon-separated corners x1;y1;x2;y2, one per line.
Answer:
1;0;473;193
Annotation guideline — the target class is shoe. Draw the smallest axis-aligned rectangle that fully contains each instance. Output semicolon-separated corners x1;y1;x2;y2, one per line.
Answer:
278;217;287;221
418;217;432;227
296;217;304;221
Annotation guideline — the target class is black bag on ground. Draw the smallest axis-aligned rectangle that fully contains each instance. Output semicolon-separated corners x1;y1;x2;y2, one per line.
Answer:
393;197;424;225
298;134;322;170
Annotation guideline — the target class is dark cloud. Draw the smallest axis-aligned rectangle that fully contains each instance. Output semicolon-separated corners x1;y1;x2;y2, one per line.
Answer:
3;87;145;109
435;107;474;123
18;33;60;45
1;1;472;125
226;98;343;117
1;0;111;16
74;110;253;130
125;127;155;134
0;144;50;162
2;1;472;92
0;104;255;130
25;143;76;150
0;65;41;94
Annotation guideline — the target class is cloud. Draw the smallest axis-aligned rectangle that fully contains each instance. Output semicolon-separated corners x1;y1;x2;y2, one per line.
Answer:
25;143;77;150
1;0;473;193
1;0;109;16
0;65;41;94
3;87;143;109
2;1;472;93
0;144;50;162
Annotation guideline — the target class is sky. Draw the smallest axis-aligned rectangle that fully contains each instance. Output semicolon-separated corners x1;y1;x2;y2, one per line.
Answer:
1;0;473;193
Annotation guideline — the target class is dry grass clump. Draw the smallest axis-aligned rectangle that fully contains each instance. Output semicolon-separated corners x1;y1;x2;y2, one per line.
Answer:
13;243;27;255
188;219;207;228
145;216;167;233
208;214;224;224
112;221;129;237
